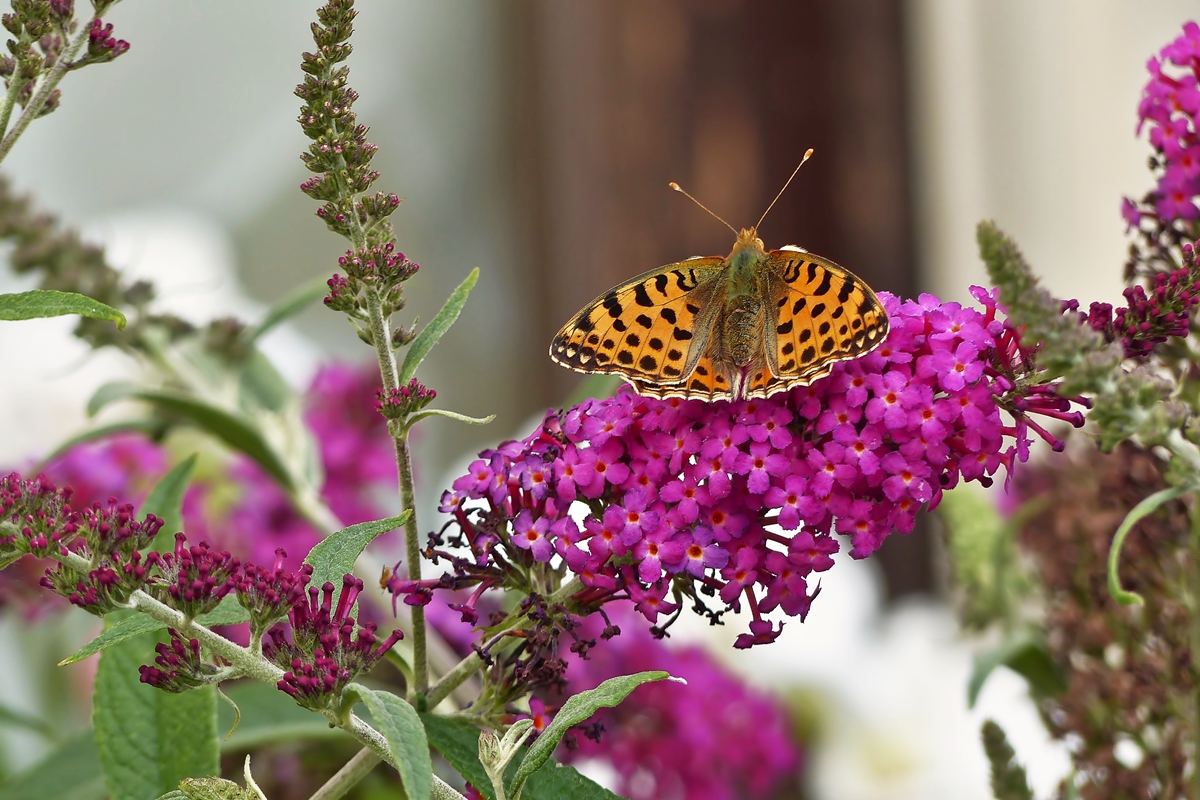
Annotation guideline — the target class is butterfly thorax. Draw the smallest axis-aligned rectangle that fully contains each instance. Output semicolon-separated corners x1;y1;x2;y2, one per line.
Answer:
721;228;769;367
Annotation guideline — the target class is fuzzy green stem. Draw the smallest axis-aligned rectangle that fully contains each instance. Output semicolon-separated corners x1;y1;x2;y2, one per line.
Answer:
308;747;381;800
345;715;465;800
365;287;427;694
394;428;427;694
0;18;89;165
0;48;26;139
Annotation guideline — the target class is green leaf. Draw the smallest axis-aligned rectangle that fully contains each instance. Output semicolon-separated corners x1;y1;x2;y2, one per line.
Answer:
0;550;23;570
60;596;250;666
564;373;623;407
217;682;341;751
171;777;251;800
36;420;168;471
93;631;219;800
405;408;495;429
0;730;105;800
347;685;431;800
237;350;292;415
399;268;479;384
142;455;198;551
1108;484;1194;606
0;700;58;740
304;512;409;591
421;715;622;800
980;720;1034;800
968;630;1066;708
87;384;293;490
248;276;329;343
510;671;671;799
0;289;125;329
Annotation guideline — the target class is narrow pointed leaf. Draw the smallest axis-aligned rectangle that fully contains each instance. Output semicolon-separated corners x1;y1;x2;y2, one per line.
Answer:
0;289;125;328
347;685;431;800
36;420;168;472
968;630;1065;707
93;632;219;800
60;595;249;665
142;455;198;551
87;385;293;490
1108;484;1194;605
248;276;329;343
303;512;409;590
509;671;671;799
406;408;495;428
399;268;479;384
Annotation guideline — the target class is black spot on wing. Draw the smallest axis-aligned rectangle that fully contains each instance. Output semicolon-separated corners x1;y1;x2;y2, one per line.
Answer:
777;320;793;335
636;314;653;329
838;277;855;303
673;328;693;341
634;283;654;307
654;273;669;295
640;355;658;371
813;270;833;297
660;308;676;324
603;293;623;318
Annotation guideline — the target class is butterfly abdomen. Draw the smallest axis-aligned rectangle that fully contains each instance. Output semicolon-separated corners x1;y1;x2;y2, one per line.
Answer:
722;295;762;367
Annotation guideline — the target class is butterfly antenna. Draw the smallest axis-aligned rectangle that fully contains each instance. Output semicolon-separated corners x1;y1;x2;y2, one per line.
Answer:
669;181;738;235
755;148;814;232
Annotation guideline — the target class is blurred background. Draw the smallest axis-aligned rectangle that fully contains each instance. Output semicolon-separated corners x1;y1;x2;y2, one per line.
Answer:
0;1;1195;798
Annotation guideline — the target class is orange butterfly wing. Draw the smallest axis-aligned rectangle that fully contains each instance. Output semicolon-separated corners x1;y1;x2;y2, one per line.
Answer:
550;258;727;390
758;248;889;396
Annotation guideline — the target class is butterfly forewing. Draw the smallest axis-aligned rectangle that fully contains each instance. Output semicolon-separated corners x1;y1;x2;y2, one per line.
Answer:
763;249;889;386
550;257;726;385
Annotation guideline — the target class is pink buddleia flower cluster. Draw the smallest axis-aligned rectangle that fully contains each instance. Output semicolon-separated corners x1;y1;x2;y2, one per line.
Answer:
559;605;800;800
1070;240;1200;358
397;289;1086;646
1125;21;1200;227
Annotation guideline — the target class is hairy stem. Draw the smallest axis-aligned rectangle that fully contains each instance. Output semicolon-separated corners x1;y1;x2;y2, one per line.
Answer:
0;17;89;164
308;747;381;800
346;715;465;800
365;287;427;694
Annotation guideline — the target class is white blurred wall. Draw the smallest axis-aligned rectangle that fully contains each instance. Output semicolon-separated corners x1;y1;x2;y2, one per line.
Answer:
908;0;1197;305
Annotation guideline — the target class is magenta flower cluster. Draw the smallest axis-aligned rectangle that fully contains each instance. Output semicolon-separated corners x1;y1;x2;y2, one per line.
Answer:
1071;241;1200;357
408;289;1084;646
263;575;403;710
560;605;799;800
1125;21;1200;226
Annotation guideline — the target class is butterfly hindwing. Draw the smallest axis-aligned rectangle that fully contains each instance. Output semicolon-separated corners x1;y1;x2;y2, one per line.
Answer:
550;257;726;385
763;249;889;386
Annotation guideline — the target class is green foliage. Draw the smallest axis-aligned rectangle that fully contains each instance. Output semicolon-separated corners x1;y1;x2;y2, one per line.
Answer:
509;671;671;800
977;221;1119;396
161;777;250;800
0;731;104;800
141;455;199;552
0;289;125;329
217;682;342;751
87;383;295;490
303;512;410;591
980;720;1033;800
937;485;1036;631
92;632;219;800
1107;484;1197;605
61;596;249;666
248;276;330;343
420;714;623;800
398;268;479;385
968;631;1066;708
347;685;432;800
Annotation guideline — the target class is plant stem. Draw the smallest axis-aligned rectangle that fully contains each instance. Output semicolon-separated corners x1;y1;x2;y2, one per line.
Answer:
346;714;466;800
394;428;427;694
0;47;26;140
1191;503;1200;800
365;287;428;694
0;17;89;165
308;747;381;800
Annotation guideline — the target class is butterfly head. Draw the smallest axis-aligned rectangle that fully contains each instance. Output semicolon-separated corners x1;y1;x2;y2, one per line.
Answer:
731;227;766;261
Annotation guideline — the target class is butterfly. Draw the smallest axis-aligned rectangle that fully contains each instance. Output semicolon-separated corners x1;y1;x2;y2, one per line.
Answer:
550;153;889;402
